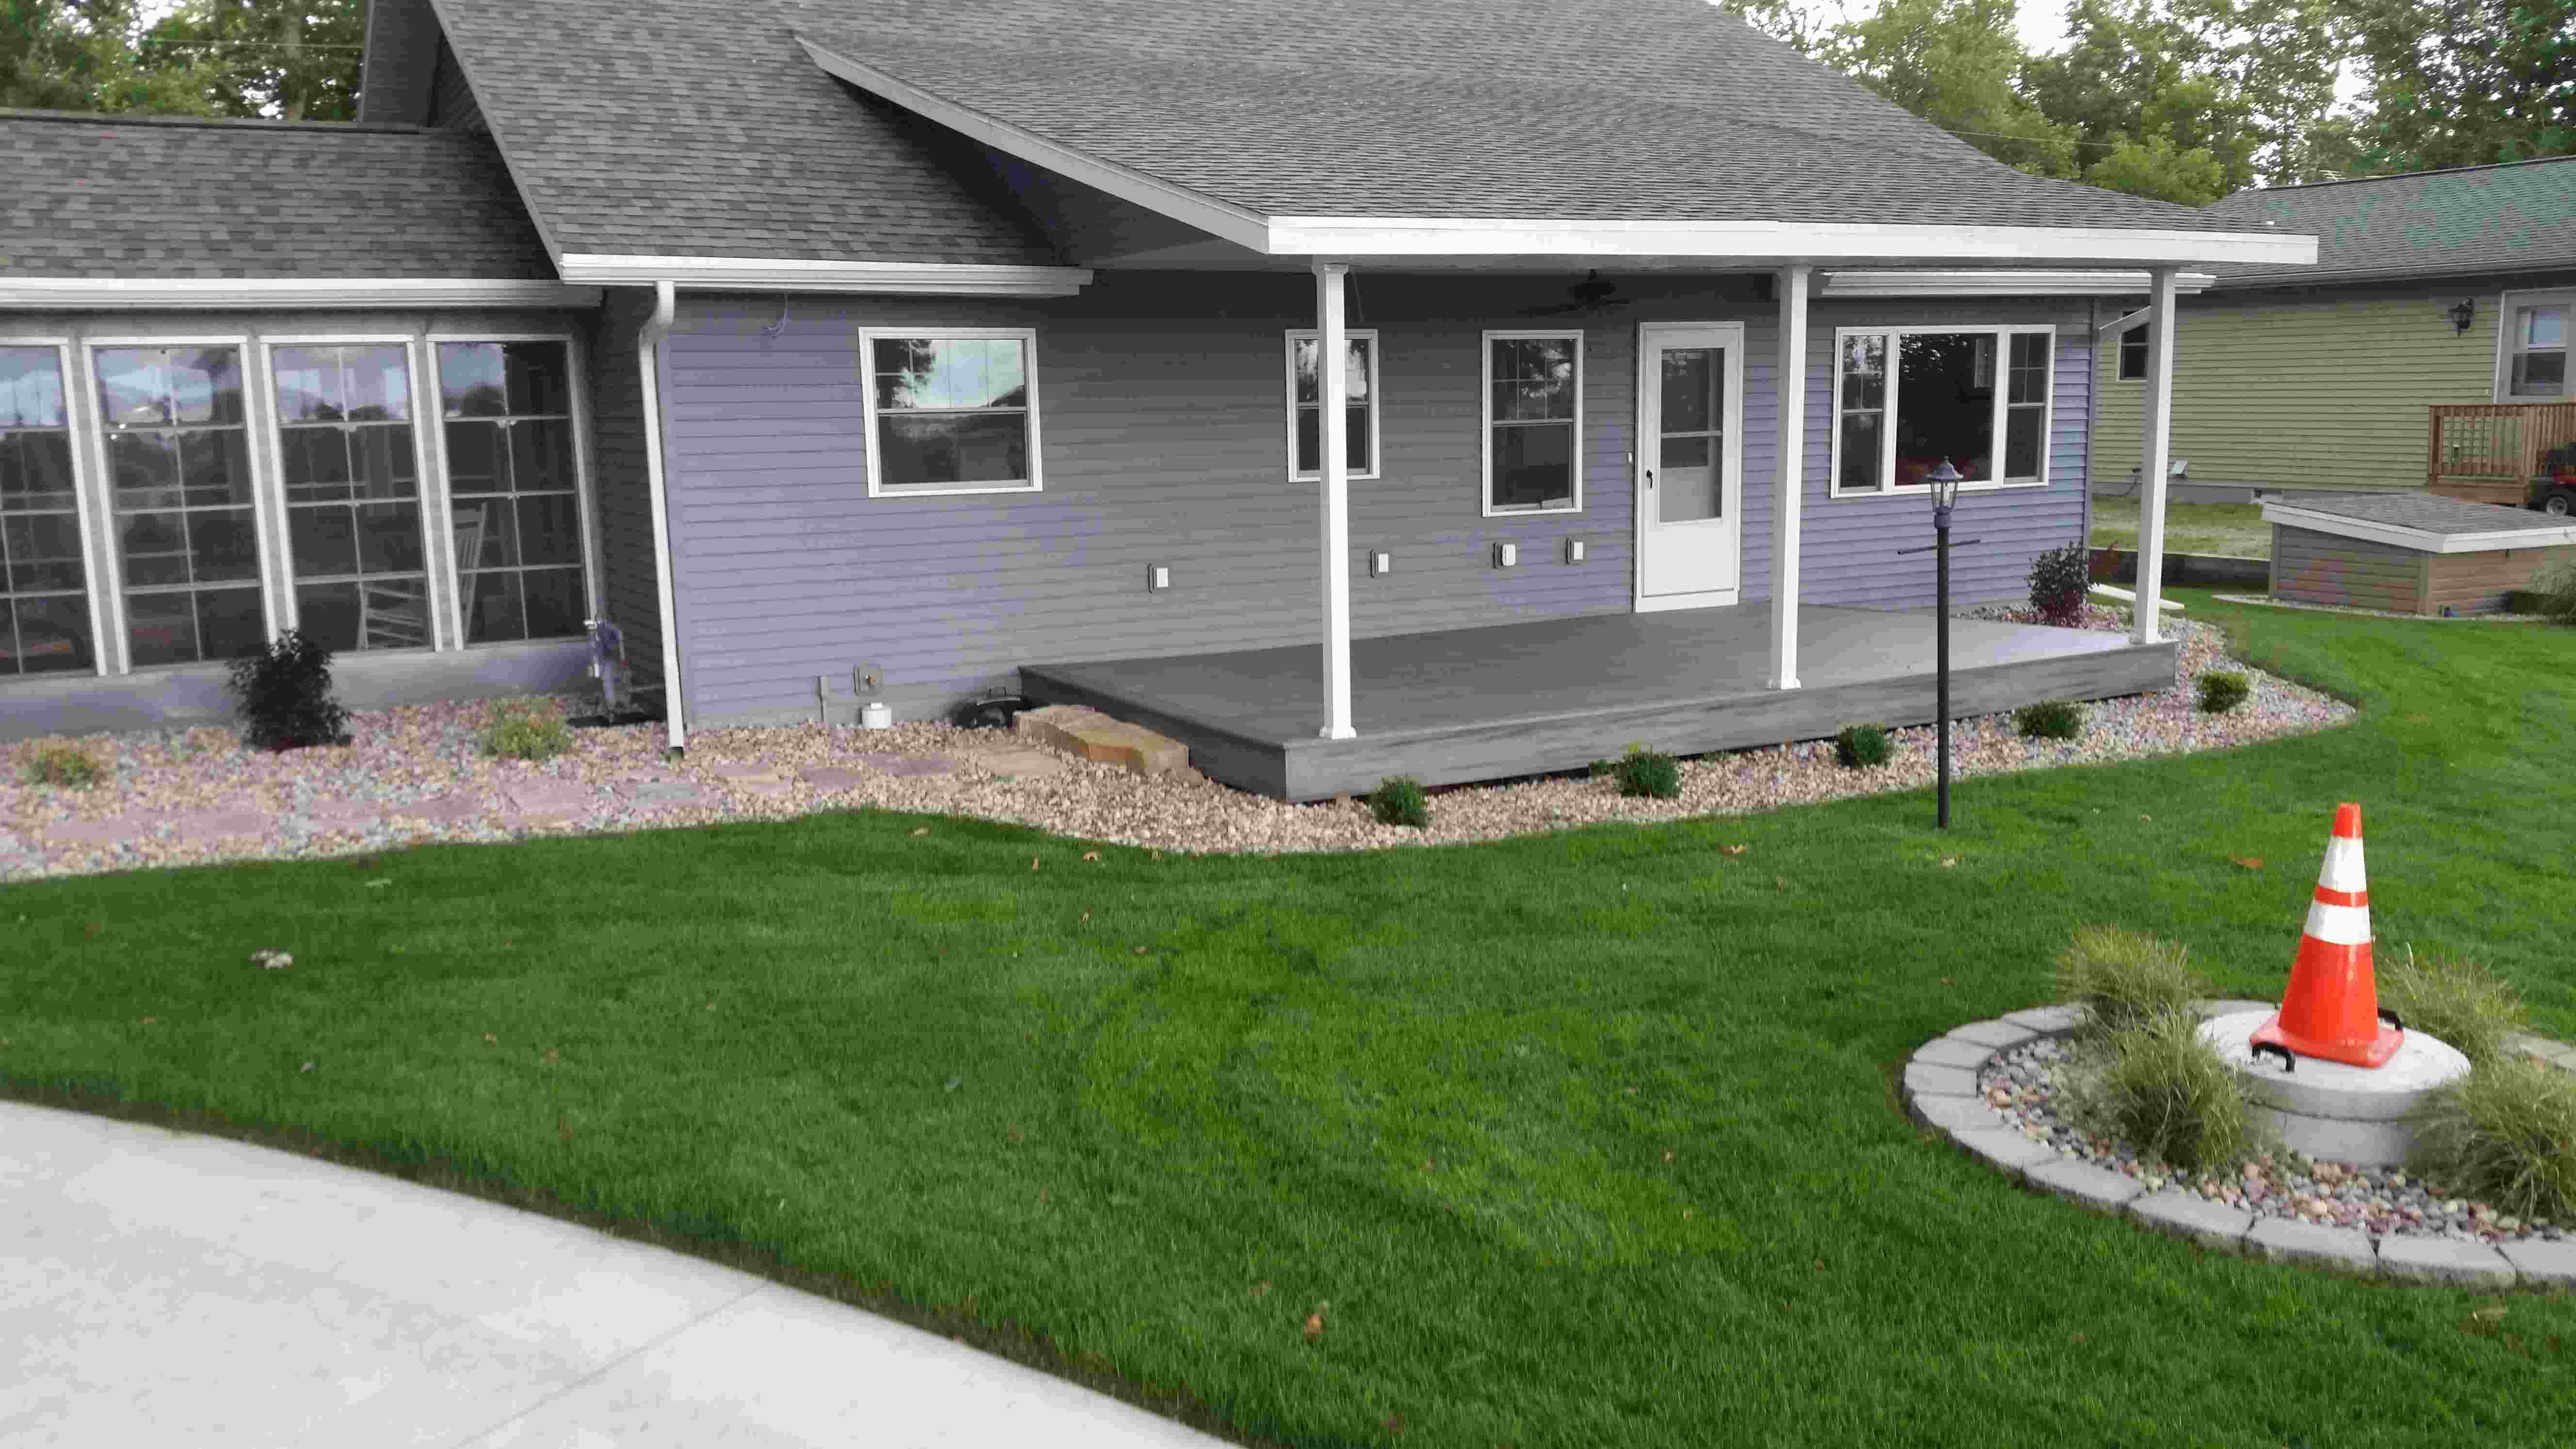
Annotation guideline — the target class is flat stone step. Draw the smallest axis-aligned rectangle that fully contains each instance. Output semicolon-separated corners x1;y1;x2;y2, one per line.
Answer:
390;792;490;824
1015;705;1189;778
970;747;1070;781
39;816;153;845
852;753;960;778
798;766;866;792
165;808;272;843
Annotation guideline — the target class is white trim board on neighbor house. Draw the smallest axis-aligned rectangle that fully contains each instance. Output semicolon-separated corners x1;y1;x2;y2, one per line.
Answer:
2261;501;2576;554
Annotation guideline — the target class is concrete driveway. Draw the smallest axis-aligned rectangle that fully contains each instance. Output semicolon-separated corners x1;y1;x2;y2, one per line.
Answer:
1;1102;1229;1446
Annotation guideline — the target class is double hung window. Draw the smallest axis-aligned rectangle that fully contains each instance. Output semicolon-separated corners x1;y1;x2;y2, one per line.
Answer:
1286;330;1377;479
2504;296;2568;399
1484;332;1582;514
1832;326;2055;497
0;346;93;674
861;331;1040;496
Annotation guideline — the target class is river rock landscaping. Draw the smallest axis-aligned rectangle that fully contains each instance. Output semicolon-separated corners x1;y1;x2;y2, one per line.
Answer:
2;604;2351;881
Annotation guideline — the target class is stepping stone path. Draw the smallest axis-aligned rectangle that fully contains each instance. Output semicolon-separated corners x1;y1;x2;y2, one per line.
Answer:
390;792;491;824
798;766;866;793
166;809;272;844
40;816;153;846
301;797;387;824
706;762;797;798
501;783;597;823
852;753;959;778
971;747;1069;781
620;779;720;809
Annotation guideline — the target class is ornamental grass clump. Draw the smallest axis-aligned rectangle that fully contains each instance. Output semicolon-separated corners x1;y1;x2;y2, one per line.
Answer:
2014;699;2084;741
480;700;574;762
2196;670;2250;714
228;629;351;751
2053;924;2208;1044
2409;1057;2576;1223
1595;744;1681;800
2026;542;2092;627
1368;775;1430;829
19;740;105;789
1833;724;1891;769
2062;1006;2262;1174
2532;559;2576;625
2378;946;2526;1067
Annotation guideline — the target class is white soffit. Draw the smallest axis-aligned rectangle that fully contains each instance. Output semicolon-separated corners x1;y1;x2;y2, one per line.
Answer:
2261;501;2576;554
0;278;605;309
1819;269;2218;298
556;254;1095;296
799;36;2319;270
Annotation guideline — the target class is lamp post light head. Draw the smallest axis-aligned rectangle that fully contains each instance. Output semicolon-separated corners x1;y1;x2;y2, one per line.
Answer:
1926;457;1962;521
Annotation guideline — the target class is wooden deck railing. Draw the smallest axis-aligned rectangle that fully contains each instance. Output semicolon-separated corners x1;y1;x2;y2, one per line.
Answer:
2429;402;2576;505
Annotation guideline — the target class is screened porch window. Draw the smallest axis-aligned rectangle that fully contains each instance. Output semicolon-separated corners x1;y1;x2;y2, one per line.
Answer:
862;331;1040;496
0;347;94;675
272;344;431;652
438;341;586;644
1484;332;1581;514
1832;327;2054;497
2505;300;2567;398
94;345;266;666
1286;330;1377;479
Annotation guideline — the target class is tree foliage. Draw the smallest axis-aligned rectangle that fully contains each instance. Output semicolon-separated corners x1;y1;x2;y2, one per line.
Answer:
2348;0;2576;172
0;0;360;120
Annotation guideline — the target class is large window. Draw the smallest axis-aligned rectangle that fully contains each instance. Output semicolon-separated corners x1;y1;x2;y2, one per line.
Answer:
1832;326;2055;497
438;340;587;644
0;346;94;675
1483;331;1582;515
94;344;266;666
1286;330;1377;479
861;330;1040;496
271;344;431;652
2504;295;2568;399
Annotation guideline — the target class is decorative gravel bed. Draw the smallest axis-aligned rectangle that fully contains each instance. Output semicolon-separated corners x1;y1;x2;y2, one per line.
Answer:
0;604;2352;880
1980;1035;2565;1246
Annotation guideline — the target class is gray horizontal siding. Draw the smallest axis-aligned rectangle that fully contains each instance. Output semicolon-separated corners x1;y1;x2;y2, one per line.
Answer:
657;275;2090;727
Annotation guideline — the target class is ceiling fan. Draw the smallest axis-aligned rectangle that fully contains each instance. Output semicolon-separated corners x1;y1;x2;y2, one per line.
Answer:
1521;270;1626;316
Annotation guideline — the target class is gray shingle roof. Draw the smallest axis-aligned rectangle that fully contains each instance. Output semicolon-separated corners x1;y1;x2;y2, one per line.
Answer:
0;109;554;279
2200;156;2576;289
2276;490;2567;538
430;0;2221;267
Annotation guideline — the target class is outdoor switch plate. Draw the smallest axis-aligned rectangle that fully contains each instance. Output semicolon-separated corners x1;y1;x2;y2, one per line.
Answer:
853;661;885;692
1371;551;1391;577
1565;539;1586;564
1493;542;1517;568
1148;564;1171;592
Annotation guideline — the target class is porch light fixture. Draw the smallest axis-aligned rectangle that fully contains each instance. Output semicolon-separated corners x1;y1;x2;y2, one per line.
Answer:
2448;298;2477;334
1900;459;1978;829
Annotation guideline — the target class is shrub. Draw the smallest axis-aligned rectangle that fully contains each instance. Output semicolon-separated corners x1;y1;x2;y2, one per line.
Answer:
2410;1057;2576;1223
1833;724;1891;769
1368;775;1430;828
2014;699;2084;741
1595;744;1681;800
19;740;105;789
2052;925;2208;1043
227;629;350;751
2195;670;2250;714
2378;946;2526;1067
2062;1006;2263;1173
2026;542;2091;627
480;700;574;762
2532;560;2576;624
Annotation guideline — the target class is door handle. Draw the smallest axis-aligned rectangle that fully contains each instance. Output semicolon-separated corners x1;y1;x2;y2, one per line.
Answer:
1645;469;1656;488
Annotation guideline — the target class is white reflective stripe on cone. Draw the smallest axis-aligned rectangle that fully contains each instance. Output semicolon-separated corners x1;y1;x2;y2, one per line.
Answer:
2318;835;2367;894
2302;899;2373;947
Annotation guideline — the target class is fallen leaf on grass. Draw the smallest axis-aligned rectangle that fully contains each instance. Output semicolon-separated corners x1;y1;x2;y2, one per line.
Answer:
1940;857;1958;869
364;879;392;889
704;1000;717;1012
482;1032;499;1046
1031;856;1042;870
1302;1304;1328;1343
1774;876;1788;891
2231;857;2264;870
557;1113;575;1143
1132;945;1148;955
1720;844;1747;856
1384;1413;1404;1435
1250;1280;1271;1298
1663;1150;1676;1163
299;1061;314;1073
909;827;930;837
137;1016;158;1026
1082;850;1100;862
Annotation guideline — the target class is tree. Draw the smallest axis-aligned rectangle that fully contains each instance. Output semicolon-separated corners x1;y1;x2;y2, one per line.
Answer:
1820;0;2081;177
0;0;216;114
2349;0;2575;171
0;0;361;120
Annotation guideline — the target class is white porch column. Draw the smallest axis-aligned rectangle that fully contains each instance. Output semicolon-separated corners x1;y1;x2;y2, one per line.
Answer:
2132;265;2180;644
1768;263;1810;690
1315;261;1357;739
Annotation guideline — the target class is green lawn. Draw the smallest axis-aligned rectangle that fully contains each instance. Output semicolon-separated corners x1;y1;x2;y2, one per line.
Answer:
6;593;2574;1447
2091;497;2271;558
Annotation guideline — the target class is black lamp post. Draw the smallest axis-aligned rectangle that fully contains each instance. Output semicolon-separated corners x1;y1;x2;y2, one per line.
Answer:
1900;460;1975;828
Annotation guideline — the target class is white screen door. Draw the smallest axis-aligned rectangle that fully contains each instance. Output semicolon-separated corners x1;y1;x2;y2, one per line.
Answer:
1635;322;1744;610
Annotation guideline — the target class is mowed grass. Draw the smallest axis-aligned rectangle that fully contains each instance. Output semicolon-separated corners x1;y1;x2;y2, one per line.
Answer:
2091;497;2271;557
5;593;2574;1447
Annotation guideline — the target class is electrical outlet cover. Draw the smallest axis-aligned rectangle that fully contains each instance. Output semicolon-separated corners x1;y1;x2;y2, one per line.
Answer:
853;661;886;691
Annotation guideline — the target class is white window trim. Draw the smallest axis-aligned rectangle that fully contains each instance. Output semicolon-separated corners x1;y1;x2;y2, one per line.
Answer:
1481;328;1586;518
426;332;601;649
1283;327;1381;482
856;326;1045;498
0;336;109;677
256;335;442;651
80;333;275;672
2495;288;2573;402
1828;324;2057;500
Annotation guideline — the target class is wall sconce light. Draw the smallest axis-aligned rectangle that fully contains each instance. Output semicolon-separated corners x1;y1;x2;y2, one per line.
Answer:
2448;298;2477;334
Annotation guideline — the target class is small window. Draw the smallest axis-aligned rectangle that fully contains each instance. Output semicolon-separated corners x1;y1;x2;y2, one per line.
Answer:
862;331;1041;496
1484;331;1582;514
0;346;96;674
1286;330;1377;479
93;345;267;666
1831;326;2052;497
2506;301;2567;398
272;344;432;652
438;340;587;644
2117;328;2147;381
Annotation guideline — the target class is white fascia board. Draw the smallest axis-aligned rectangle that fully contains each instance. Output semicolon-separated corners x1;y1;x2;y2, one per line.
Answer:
1261;218;2316;267
2261;501;2576;554
1818;269;2216;298
556;253;1095;296
0;278;604;309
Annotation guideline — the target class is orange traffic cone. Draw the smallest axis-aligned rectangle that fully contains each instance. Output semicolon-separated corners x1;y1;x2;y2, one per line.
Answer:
2252;803;2402;1069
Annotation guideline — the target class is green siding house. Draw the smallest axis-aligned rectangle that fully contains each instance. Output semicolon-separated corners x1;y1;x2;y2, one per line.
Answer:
2093;156;2576;499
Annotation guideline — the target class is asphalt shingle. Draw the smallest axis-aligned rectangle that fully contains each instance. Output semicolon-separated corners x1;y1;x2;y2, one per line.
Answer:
2201;156;2576;288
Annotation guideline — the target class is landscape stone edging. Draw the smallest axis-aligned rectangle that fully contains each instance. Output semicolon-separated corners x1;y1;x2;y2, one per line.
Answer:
1901;1000;2576;1292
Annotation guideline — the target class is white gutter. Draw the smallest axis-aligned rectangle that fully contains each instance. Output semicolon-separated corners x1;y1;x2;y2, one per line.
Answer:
1819;269;2217;298
0;278;604;309
2262;500;2576;554
559;254;1093;295
637;279;690;752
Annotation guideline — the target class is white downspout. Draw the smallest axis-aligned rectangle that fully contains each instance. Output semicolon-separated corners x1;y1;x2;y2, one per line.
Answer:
638;279;689;751
2132;266;2179;645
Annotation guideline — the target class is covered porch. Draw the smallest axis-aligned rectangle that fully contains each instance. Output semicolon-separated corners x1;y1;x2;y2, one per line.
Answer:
1025;603;2177;800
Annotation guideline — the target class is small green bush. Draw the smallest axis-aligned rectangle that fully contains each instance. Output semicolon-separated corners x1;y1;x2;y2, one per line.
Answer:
2379;946;2526;1067
2026;542;2091;627
19;740;105;789
2062;1006;2263;1173
2196;670;2250;714
480;701;574;762
1594;744;1681;800
228;629;351;751
2530;559;2576;624
2053;925;2209;1043
1833;723;1891;769
2410;1057;2576;1223
2014;699;2084;741
1369;775;1430;828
